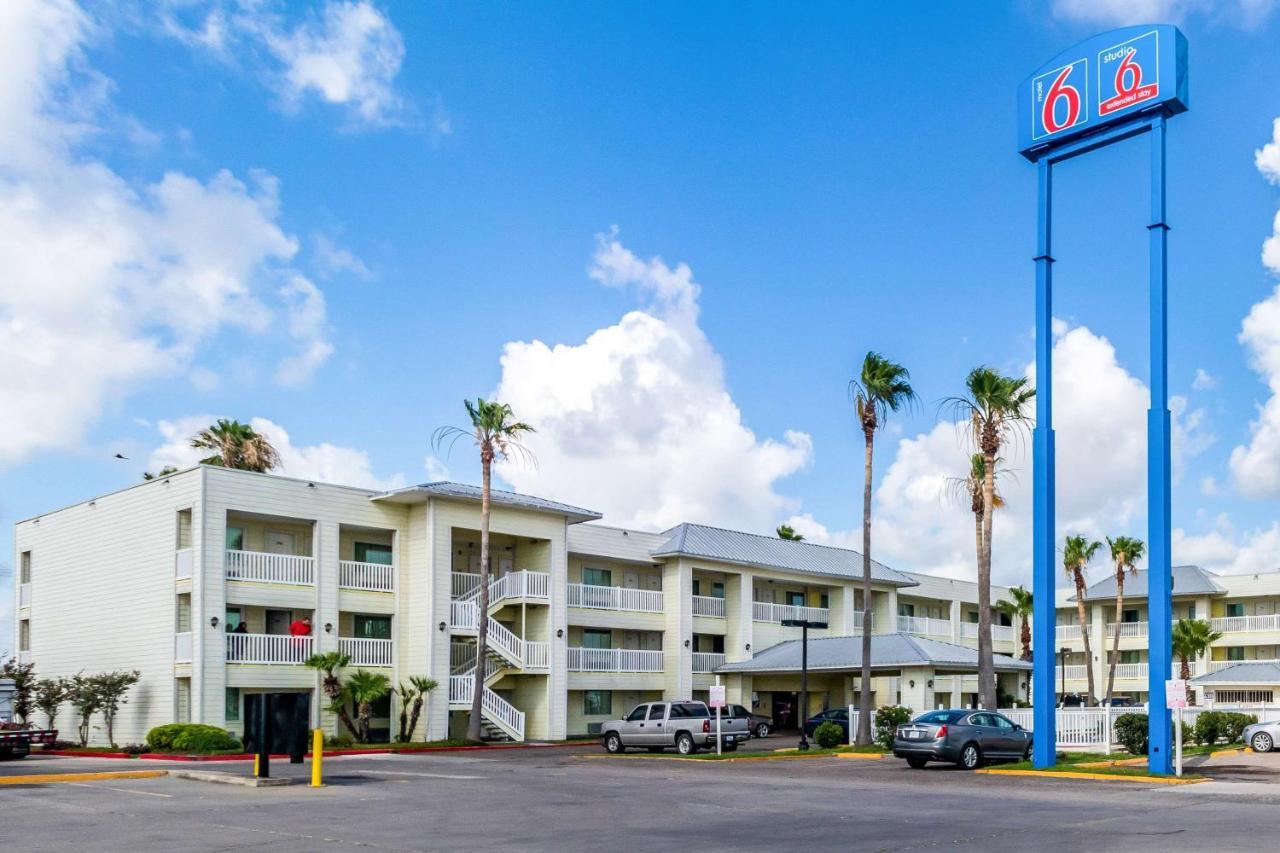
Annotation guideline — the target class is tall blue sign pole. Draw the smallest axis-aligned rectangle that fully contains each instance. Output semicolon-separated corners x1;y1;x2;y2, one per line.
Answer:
1018;25;1188;774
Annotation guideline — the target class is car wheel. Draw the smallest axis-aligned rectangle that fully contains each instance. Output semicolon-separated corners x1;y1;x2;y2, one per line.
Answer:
724;743;738;752
756;723;770;738
1252;732;1274;753
676;733;696;755
1023;741;1033;761
604;733;624;754
959;743;983;770
906;757;928;769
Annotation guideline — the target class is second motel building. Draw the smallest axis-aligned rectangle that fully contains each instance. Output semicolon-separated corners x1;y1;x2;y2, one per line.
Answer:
13;466;1034;745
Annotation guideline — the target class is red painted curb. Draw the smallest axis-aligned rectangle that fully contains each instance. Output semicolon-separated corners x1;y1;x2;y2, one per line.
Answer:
43;750;134;759
46;740;592;762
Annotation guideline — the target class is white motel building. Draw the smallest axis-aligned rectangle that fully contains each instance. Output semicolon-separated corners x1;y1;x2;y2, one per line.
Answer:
26;465;1279;746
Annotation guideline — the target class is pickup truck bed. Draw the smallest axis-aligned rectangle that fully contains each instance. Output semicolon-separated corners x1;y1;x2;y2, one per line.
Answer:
0;729;59;759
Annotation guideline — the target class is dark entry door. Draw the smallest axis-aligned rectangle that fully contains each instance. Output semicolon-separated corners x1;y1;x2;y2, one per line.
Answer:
771;692;799;729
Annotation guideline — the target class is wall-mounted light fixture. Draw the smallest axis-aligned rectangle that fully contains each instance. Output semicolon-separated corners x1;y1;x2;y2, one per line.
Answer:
324;622;333;634
556;628;564;639
909;680;916;688
927;679;933;688
438;621;447;633
683;639;691;648
745;643;751;651
210;616;219;629
307;482;316;488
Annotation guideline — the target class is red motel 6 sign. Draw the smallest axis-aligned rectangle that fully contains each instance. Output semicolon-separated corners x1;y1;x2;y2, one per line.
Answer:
1019;25;1188;160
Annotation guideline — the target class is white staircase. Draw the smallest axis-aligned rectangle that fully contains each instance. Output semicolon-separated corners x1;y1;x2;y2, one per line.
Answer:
448;671;524;741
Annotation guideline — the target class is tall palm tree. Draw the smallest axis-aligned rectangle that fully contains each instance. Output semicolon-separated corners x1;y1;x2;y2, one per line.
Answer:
946;367;1035;709
851;352;917;745
1172;619;1222;683
304;651;358;737
189;419;280;472
1062;535;1102;705
344;669;391;743
1103;536;1146;706
996;585;1034;662
435;399;535;742
948;453;1006;594
776;524;804;541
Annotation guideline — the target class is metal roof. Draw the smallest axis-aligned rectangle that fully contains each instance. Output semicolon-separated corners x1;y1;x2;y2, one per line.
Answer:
1076;565;1225;602
1190;662;1280;686
371;481;602;523
716;632;1032;675
652;523;916;586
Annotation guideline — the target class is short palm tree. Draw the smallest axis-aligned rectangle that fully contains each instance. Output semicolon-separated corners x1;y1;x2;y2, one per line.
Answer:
776;524;804;541
949;453;1006;592
190;419;280;472
304;651;358;737
1062;535;1102;705
1172;618;1221;685
851;352;917;744
344;669;391;743
395;676;439;742
996;585;1033;661
434;399;535;742
947;367;1035;709
1103;536;1146;706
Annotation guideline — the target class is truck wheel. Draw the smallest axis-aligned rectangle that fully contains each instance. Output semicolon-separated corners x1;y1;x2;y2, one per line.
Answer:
755;723;770;738
604;733;624;754
676;732;696;755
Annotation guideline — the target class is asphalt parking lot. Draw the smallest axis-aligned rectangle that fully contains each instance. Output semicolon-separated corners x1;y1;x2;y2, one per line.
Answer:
1;742;1277;852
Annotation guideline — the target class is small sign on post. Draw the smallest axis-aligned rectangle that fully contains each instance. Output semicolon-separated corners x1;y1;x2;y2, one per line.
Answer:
1167;679;1188;777
710;683;726;756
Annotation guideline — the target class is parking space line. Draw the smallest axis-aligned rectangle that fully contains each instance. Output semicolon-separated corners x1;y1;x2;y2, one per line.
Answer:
355;770;485;780
65;782;173;798
0;770;168;786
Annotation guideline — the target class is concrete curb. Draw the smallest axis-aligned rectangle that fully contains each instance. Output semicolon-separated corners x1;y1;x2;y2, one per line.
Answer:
168;770;291;787
0;770;169;786
579;751;845;763
834;752;885;760
976;768;1208;785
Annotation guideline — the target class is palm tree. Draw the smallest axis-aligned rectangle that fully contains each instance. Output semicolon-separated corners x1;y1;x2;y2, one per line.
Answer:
851;352;917;745
996;585;1034;662
946;367;1035;709
142;466;179;481
776;524;804;541
1103;536;1146;706
189;419;280;472
304;651;358;737
435;399;535;742
948;453;1006;597
1062;535;1102;705
344;669;391;743
395;676;439;742
1172;619;1222;684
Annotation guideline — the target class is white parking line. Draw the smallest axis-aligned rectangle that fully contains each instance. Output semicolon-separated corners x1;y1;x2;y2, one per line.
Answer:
355;770;485;780
65;782;173;798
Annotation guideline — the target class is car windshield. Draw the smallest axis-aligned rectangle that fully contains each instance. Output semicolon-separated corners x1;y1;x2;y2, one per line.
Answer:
915;710;966;725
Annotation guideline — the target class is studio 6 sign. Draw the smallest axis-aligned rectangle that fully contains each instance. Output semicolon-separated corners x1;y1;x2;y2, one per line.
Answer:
1018;25;1188;160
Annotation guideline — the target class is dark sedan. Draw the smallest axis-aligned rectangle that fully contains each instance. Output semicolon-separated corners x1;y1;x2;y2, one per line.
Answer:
893;709;1032;769
802;707;849;739
718;704;772;738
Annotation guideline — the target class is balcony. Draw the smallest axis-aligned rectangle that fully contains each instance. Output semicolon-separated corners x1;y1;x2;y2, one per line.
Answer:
18;583;31;608
175;549;193;581
959;622;1016;643
1208;658;1280;672
225;550;314;586
692;652;725;673
339;637;394;667
752;601;830;625
1055;664;1088;681
339;560;394;592
175;632;193;663
1211;614;1280;634
568;647;664;673
898;615;951;637
1056;624;1088;642
226;632;313;664
568;583;663;614
692;595;726;618
1105;621;1149;639
1111;662;1148;680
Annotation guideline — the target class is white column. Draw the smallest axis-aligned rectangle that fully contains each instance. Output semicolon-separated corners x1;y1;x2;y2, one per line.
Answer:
662;559;693;700
950;599;962;644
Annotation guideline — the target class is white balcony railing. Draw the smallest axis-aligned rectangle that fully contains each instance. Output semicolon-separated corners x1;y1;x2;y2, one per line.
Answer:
175;632;193;663
752;601;830;625
1056;624;1089;642
692;595;726;618
958;622;1016;642
1055;665;1088;681
452;572;482;598
175;549;193;581
1209;658;1280;672
225;550;314;586
1105;621;1149;639
692;652;725;673
898;615;951;637
339;637;395;667
226;632;313;664
18;583;31;608
852;610;873;630
1211;614;1280;634
568;647;664;673
448;672;525;741
490;570;551;603
339;560;394;592
567;583;663;613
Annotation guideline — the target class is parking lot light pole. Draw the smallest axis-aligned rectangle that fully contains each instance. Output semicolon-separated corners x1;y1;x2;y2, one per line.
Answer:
782;618;828;751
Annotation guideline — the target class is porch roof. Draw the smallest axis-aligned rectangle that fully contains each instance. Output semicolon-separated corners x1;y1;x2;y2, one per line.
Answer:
716;632;1032;675
1190;662;1280;685
371;481;602;524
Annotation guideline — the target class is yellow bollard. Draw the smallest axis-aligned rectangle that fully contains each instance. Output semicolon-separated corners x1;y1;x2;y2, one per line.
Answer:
310;728;323;787
252;754;260;778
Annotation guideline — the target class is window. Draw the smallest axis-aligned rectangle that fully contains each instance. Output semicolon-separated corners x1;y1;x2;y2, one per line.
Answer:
786;591;805;608
1226;603;1245;618
990;715;1015;729
710;635;725;654
1186;603;1196;620
354;615;392;640
670;703;708;718
819;593;830;609
583;629;612;650
224;608;243;632
371;694;392;718
19;551;31;584
918;710;966;725
711;581;725;599
899;603;915;617
582;567;612;587
18;620;30;651
969;713;992;727
647;704;667;720
176;594;192;632
583;690;612;716
225;688;240;721
626;705;648;722
226;526;245;551
966;611;979;624
1119;650;1140;664
1227;647;1245;661
1122;609;1140;623
692;579;700;596
354;542;393;565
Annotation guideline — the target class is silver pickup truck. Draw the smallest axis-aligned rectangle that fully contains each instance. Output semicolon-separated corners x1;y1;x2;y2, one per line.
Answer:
600;701;749;755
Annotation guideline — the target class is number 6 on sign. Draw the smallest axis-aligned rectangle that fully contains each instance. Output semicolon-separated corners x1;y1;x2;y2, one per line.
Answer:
1032;59;1088;141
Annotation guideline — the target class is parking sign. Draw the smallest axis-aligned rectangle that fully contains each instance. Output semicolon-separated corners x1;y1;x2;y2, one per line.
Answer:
709;685;726;709
1166;679;1188;709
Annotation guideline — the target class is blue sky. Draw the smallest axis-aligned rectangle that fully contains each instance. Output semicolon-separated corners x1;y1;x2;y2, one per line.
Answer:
4;1;1280;646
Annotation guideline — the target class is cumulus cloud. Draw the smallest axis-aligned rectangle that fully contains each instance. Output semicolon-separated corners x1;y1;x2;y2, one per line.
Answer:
492;233;813;532
148;415;403;490
1192;368;1218;391
1258;118;1280;184
313;233;373;280
1229;283;1280;495
1051;0;1277;26
1174;522;1280;574
0;0;333;464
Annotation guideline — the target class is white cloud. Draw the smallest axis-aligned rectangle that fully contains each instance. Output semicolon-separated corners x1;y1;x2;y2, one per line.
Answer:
1229;283;1280;495
492;233;813;532
0;0;335;465
1174;522;1280;574
148;415;403;490
1257;118;1280;184
1051;0;1277;26
313;233;373;280
1200;475;1220;496
275;275;334;384
423;454;450;481
1192;368;1218;391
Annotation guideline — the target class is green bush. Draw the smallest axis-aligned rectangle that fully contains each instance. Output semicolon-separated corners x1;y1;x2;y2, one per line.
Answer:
874;705;913;750
813;721;844;749
1193;711;1225;746
1221;712;1257;744
326;733;355;749
146;723;240;754
1114;713;1148;755
1180;719;1193;747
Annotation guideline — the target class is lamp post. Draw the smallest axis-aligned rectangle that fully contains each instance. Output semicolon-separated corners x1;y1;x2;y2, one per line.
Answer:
1059;646;1070;706
781;618;829;750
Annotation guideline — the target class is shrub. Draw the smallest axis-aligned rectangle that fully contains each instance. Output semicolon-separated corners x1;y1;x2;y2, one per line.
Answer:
813;721;844;749
326;734;355;749
874;705;913;750
120;743;147;755
1114;713;1148;755
147;723;240;754
1193;711;1225;746
1180;719;1193;747
1221;712;1257;744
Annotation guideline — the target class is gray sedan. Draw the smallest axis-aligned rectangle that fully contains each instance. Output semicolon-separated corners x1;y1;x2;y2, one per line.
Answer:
1243;719;1279;753
893;709;1032;769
